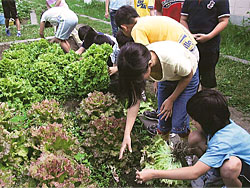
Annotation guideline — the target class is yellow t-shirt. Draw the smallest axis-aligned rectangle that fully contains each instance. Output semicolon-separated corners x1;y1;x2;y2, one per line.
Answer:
134;0;155;17
147;41;198;81
131;16;197;51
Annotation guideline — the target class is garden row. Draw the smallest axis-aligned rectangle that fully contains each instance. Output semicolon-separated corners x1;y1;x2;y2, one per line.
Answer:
0;40;188;187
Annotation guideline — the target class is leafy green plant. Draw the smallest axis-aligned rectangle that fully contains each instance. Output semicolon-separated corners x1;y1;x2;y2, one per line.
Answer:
0;125;36;184
76;91;124;123
30;123;81;156
0;39;113;110
76;91;149;186
29;151;91;187
27;99;66;126
0;76;42;109
0;168;15;187
63;44;112;97
140;135;190;186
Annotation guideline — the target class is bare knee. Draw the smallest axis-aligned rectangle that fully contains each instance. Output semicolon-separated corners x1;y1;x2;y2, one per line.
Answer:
188;130;206;157
188;130;206;148
220;156;241;179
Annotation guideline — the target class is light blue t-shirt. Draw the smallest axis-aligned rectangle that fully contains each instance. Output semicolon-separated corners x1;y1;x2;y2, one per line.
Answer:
199;121;250;168
109;0;128;10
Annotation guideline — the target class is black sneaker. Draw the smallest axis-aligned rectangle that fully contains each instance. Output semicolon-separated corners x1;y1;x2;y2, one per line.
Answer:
147;123;158;135
143;110;158;121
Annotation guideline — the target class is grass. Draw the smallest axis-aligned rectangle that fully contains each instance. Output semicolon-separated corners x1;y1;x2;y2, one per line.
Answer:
0;25;54;42
68;0;108;21
220;23;250;61
216;56;250;113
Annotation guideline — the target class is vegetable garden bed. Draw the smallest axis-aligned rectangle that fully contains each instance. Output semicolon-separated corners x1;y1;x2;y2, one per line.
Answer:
0;39;190;187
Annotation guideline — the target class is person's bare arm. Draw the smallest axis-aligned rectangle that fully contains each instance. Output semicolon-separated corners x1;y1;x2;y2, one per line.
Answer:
180;15;189;30
105;0;110;18
75;46;85;55
119;100;140;159
149;9;156;16
136;161;211;182
40;22;46;38
46;1;51;9
158;70;193;120
193;16;229;43
154;0;163;16
55;0;62;6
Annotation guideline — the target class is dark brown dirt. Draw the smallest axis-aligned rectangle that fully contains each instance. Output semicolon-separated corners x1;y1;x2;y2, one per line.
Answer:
0;44;10;60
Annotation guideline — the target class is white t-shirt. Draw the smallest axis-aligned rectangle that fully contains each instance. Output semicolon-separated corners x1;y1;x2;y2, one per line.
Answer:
46;0;69;9
41;7;73;26
147;41;198;81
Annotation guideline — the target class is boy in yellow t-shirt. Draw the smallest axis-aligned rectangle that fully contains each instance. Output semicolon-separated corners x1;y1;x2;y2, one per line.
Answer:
134;0;155;17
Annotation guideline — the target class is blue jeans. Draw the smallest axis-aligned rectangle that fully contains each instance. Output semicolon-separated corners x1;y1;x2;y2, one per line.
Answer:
110;9;118;37
157;69;199;134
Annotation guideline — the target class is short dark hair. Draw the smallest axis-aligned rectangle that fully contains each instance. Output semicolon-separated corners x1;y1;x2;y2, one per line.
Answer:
84;33;115;49
93;35;115;47
41;11;52;28
78;25;93;41
115;5;139;28
187;89;230;136
117;42;151;106
116;30;134;48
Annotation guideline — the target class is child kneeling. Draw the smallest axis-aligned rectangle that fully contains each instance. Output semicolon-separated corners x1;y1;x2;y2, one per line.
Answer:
136;89;250;187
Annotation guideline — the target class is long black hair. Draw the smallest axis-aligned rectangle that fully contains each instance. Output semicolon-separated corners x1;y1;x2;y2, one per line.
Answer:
117;42;151;107
186;89;230;136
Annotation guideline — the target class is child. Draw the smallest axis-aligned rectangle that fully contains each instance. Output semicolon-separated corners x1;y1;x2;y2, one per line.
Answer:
46;0;69;9
136;89;250;187
40;7;78;53
117;41;199;159
180;0;230;89
154;0;184;22
75;25;115;58
1;0;21;37
105;0;129;37
109;30;134;76
134;0;155;17
115;5;199;159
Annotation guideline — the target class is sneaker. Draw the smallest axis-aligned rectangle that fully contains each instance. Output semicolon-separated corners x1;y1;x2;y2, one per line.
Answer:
141;90;147;102
6;29;11;36
17;32;21;37
147;123;158;135
143;110;158;121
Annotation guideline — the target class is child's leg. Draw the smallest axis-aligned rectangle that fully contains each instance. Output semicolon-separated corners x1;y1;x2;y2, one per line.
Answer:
60;40;71;53
157;80;177;135
220;156;242;187
171;70;199;138
15;18;21;31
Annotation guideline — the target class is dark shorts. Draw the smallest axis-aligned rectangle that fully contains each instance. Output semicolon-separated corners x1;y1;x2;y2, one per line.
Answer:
2;0;18;19
197;46;219;88
239;159;250;187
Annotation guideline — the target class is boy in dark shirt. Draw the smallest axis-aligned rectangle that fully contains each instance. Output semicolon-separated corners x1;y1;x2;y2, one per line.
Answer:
180;0;230;89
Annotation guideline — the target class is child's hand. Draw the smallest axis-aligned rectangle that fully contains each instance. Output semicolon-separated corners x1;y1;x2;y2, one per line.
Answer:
193;33;210;43
108;66;118;76
136;169;155;183
105;12;109;19
158;98;173;121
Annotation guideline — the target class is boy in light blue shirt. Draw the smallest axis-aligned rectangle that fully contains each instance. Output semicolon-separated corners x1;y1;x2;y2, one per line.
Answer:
136;90;250;187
